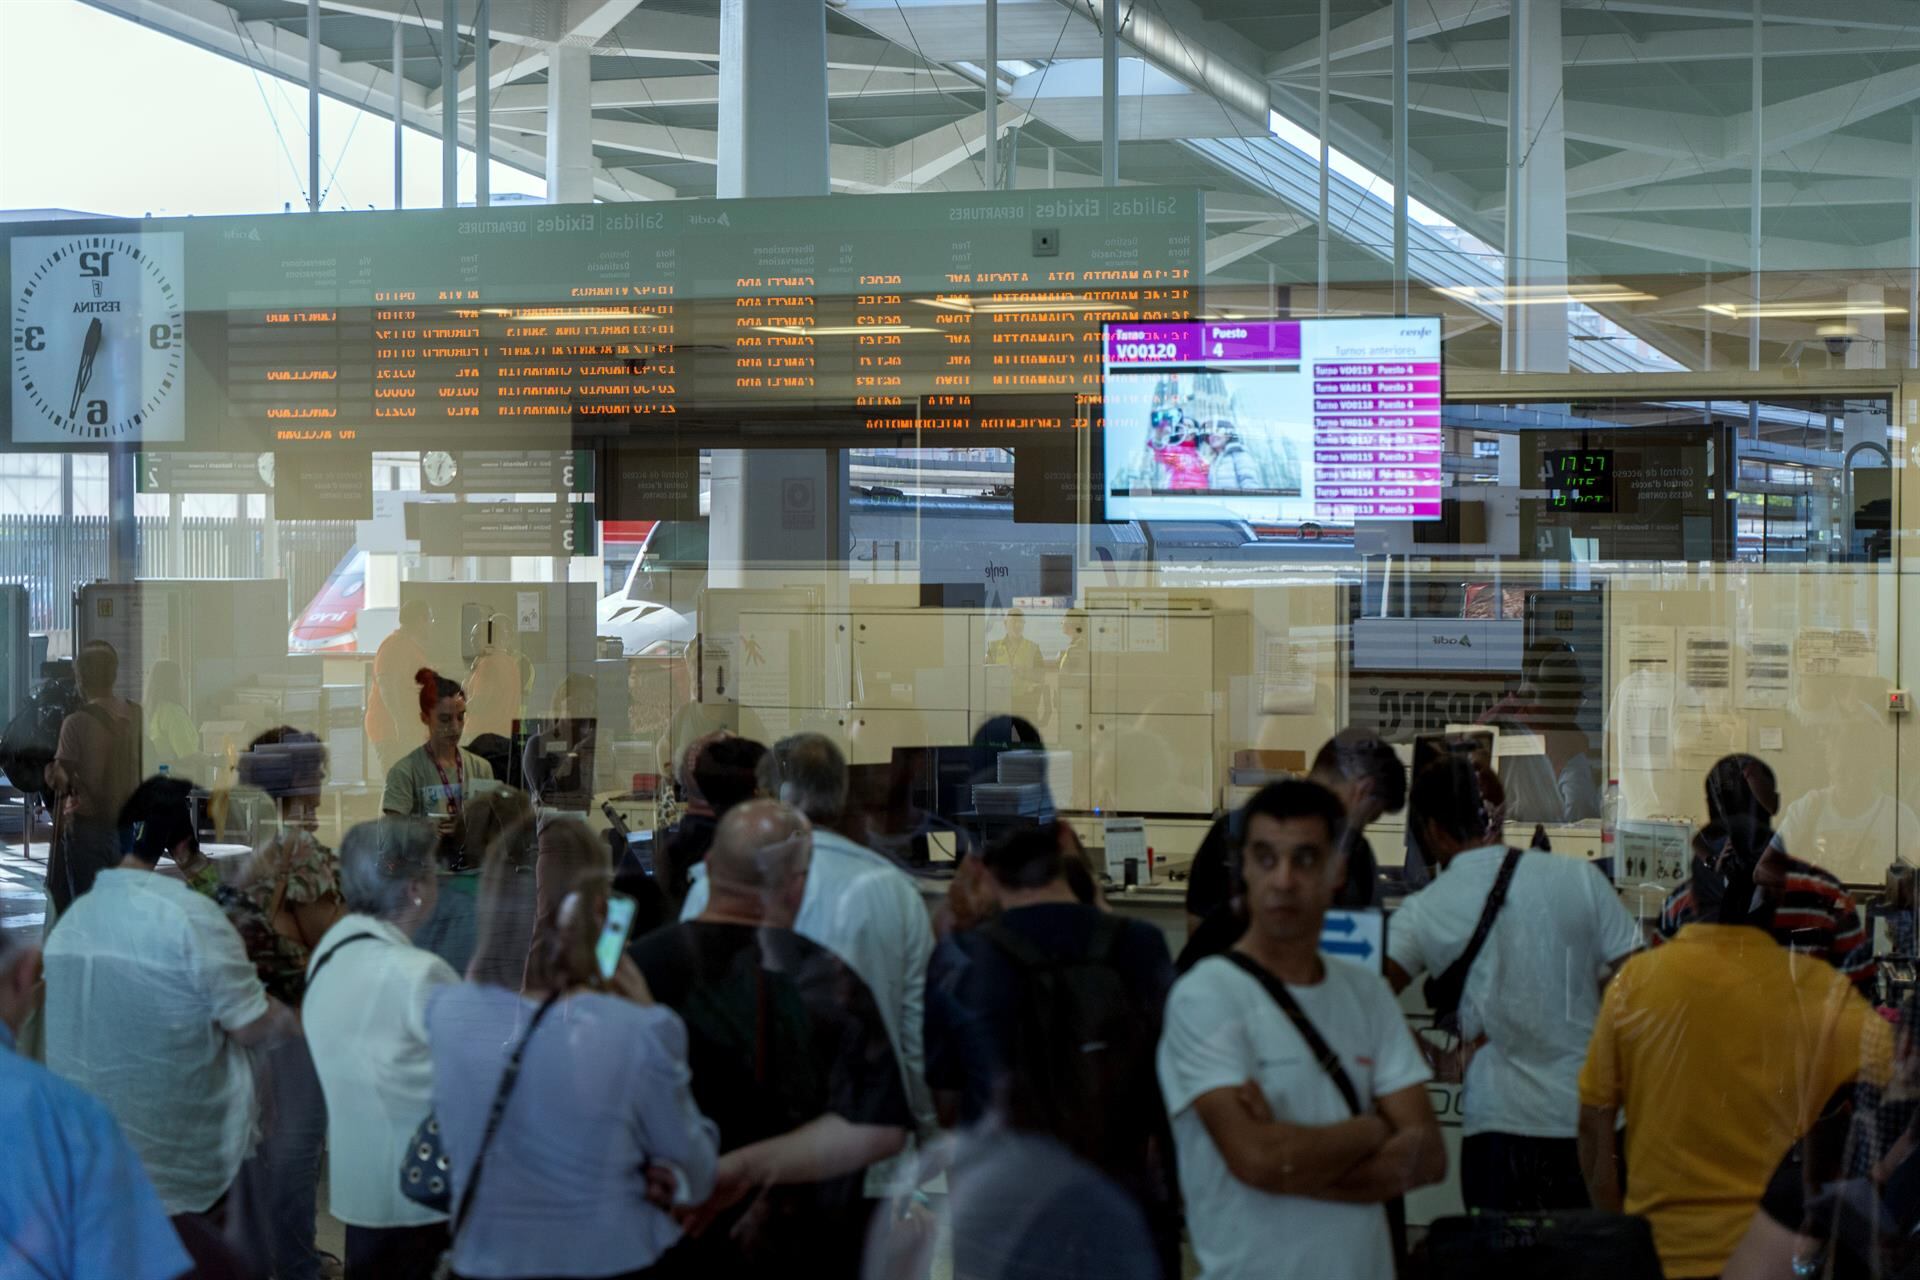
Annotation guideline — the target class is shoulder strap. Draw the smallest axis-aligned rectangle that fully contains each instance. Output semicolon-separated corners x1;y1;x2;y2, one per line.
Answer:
1434;848;1525;995
305;931;384;987
449;991;562;1242
1223;952;1363;1117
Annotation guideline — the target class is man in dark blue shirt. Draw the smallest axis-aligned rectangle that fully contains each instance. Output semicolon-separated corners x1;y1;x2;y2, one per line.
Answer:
0;927;191;1280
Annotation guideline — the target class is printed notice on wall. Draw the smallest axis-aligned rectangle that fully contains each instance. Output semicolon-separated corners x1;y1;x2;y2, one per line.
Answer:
1737;630;1793;709
1674;709;1748;764
1621;625;1676;677
1680;626;1733;706
1797;627;1876;678
1260;638;1317;714
1617;673;1675;771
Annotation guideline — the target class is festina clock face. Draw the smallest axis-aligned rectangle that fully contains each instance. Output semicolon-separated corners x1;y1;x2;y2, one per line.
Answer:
423;450;458;488
10;232;187;443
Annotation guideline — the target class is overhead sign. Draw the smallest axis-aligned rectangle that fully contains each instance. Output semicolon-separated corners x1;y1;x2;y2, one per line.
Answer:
420;449;592;495
4;191;1202;450
1320;908;1385;972
136;451;274;494
412;500;596;557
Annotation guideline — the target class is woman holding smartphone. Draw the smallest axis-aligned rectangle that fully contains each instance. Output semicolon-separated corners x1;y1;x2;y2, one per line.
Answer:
382;669;497;855
427;829;718;1280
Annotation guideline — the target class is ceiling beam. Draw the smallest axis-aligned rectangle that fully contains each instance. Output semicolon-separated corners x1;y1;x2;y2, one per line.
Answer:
1731;65;1920;157
432;40;548;107
1206;216;1313;272
1274;26;1920;78
852;108;1034;192
1313;76;1724;158
1567;213;1873;269
83;0;671;203
474;66;972;113
1267;0;1510;77
1561;178;1914;214
1562;0;1920;30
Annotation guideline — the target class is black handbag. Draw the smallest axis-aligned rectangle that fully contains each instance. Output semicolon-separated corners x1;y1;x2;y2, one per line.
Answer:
1423;848;1524;1034
403;990;560;1230
1427;1210;1663;1280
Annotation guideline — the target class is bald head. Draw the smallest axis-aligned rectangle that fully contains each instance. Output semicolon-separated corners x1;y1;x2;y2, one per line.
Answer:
705;799;813;925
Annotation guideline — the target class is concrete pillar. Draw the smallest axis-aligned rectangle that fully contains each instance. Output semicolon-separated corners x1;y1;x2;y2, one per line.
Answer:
307;0;321;212
711;1;841;594
545;44;594;203
717;0;829;199
1503;0;1570;373
474;0;489;207
442;0;458;208
1391;0;1409;315
1101;0;1119;186
392;20;405;209
984;0;998;190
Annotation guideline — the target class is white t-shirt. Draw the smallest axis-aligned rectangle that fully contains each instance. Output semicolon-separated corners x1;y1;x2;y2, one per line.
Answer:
43;868;270;1214
1776;786;1920;885
1158;954;1430;1280
1387;846;1642;1139
302;913;459;1227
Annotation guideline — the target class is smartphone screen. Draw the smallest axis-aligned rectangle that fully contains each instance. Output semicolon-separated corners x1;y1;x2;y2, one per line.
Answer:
595;892;638;980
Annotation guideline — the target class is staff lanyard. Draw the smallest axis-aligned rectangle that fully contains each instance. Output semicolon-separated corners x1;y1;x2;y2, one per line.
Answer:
429;749;465;817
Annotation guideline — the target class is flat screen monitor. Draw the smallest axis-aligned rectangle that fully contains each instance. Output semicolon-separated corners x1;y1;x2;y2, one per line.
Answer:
510;717;597;811
1102;316;1443;524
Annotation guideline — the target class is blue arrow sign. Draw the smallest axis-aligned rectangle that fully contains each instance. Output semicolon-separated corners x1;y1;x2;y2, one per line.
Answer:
1319;908;1385;972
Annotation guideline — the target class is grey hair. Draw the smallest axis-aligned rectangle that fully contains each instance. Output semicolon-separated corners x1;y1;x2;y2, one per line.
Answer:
764;733;849;824
339;817;438;919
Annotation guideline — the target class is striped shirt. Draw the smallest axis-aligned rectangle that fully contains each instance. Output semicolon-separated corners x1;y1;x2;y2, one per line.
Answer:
1653;851;1877;998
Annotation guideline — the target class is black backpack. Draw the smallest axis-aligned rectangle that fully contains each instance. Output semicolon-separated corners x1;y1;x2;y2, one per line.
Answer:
0;677;83;802
983;913;1155;1180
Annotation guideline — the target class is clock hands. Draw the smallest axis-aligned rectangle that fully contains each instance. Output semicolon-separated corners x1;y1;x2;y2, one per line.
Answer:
68;317;103;421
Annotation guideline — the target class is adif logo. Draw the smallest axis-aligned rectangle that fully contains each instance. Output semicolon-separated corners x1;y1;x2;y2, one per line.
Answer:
687;211;731;227
221;227;263;242
1431;633;1471;649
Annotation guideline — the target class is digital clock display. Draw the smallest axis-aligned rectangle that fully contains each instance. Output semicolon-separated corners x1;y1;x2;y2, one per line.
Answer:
1543;449;1615;511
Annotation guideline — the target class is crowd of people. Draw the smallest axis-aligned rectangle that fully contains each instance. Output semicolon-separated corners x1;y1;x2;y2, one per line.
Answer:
1;645;1911;1280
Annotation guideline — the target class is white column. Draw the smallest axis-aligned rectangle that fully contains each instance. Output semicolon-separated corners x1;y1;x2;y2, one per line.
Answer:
713;1;840;594
717;0;829;199
1101;0;1119;186
1317;0;1330;313
1749;0;1763;370
984;0;998;191
307;0;321;212
1910;110;1918;371
392;20;405;209
474;0;489;207
1392;0;1409;315
442;0;458;208
546;44;595;204
1504;0;1570;373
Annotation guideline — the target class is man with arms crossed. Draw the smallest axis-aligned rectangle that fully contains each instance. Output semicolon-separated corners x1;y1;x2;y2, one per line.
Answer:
1158;780;1444;1280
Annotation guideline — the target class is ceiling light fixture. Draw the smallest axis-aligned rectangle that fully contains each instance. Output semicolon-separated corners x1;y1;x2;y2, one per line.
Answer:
1700;302;1909;319
1436;284;1657;306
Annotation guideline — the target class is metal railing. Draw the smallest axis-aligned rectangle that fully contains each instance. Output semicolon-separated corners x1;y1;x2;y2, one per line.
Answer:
0;515;355;639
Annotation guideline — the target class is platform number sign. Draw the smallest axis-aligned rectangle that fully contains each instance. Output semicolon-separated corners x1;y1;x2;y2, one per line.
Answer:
11;232;186;443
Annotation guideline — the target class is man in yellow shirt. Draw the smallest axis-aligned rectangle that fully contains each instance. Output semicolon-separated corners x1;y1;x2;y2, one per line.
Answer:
1578;817;1891;1279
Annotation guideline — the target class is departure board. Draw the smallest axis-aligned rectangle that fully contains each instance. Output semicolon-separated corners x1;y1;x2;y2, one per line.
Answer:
3;191;1200;450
